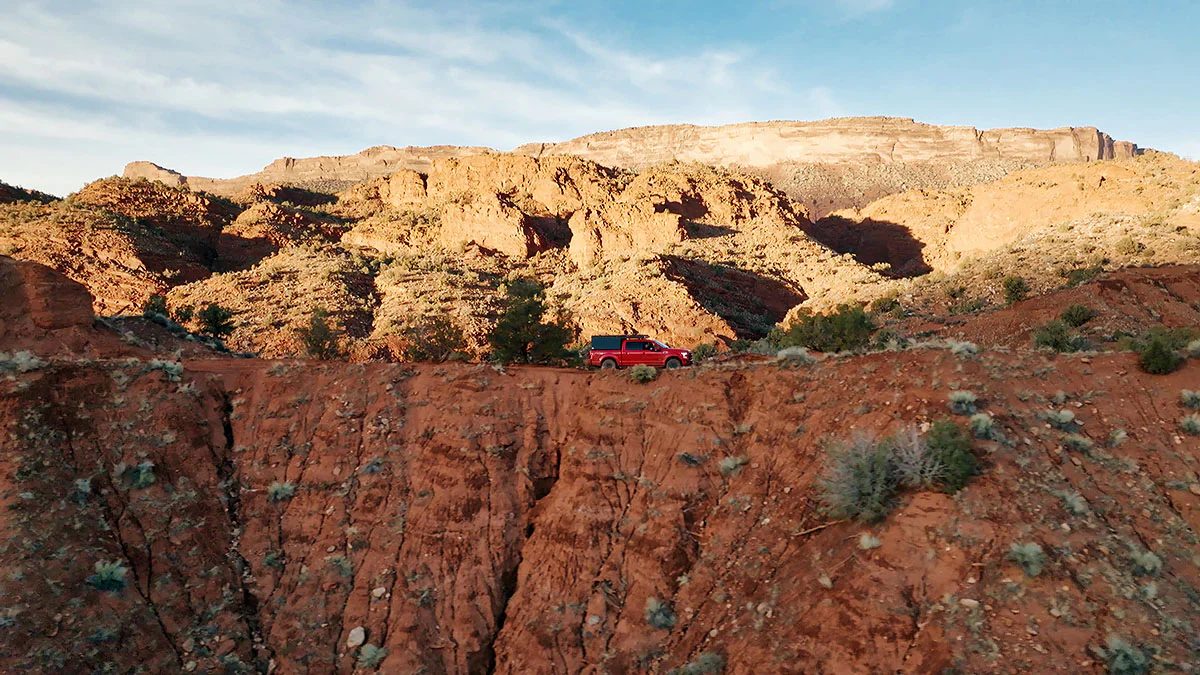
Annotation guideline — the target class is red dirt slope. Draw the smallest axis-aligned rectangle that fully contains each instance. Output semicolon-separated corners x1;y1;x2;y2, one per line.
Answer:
1;259;1198;673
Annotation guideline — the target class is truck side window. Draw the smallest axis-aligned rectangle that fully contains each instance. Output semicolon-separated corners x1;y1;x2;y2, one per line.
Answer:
626;341;644;351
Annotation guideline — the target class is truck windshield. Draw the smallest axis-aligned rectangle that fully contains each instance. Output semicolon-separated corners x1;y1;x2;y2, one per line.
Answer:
653;340;669;349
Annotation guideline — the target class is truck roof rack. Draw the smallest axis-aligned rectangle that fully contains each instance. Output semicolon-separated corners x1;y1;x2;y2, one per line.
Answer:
593;334;648;339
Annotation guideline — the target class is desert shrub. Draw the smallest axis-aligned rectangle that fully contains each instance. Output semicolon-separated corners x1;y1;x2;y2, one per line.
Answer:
1138;335;1182;374
947;390;978;415
1098;635;1148;675
356;644;388;669
175;304;194;322
818;434;898;522
1180;414;1200;435
1104;430;1127;449
1008;542;1045;577
1129;548;1162;576
116;461;155;490
968;413;994;439
0;350;48;373
1058;490;1090;516
858;533;882;549
949;297;989;315
1062;434;1094;453
870;296;899;313
197;303;235;338
267;481;296;502
487;278;573;364
1115;237;1143;255
667;652;724;675
1060;304;1097;327
628;365;657;383
645;597;677;630
1034;320;1088;353
1181;390;1200;410
148;359;183;382
300;307;343;359
926;419;977;493
718;456;750;477
1063;265;1103;287
142;293;169;318
947;340;978;356
677;452;707;467
1002;276;1029;303
402;315;468;362
87;560;129;592
1188;339;1200;357
692;342;719;362
776;346;815;364
891;428;943;489
775;304;876;353
1045;409;1077;431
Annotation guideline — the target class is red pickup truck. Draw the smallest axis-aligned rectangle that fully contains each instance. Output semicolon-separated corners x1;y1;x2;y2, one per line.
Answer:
588;335;693;370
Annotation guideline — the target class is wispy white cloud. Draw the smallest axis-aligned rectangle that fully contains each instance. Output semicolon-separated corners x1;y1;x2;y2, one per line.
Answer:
0;1;841;194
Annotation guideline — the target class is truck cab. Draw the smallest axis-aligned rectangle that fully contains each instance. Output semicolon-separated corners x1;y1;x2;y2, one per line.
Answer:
588;335;693;370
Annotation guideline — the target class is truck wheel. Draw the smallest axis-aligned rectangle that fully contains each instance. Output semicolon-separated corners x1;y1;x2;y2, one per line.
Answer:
665;357;682;370
601;358;617;370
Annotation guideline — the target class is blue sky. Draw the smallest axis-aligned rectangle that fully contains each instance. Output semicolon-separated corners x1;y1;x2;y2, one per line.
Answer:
2;0;1197;195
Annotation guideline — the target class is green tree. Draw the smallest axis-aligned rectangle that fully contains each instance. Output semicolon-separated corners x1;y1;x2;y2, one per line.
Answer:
301;307;343;359
774;304;876;353
402;315;468;362
487;279;573;364
197;303;236;339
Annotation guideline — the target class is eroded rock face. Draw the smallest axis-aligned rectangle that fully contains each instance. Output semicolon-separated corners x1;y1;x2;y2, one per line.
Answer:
438;191;548;258
515;117;1140;168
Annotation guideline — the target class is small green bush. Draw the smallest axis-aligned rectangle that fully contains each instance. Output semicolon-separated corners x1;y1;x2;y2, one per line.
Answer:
692;342;719;362
356;644;388;669
1060;305;1097;327
818;435;898;522
718;456;749;477
1180;414;1200;436
1138;335;1182;374
947;390;978;415
667;653;724;675
1063;266;1103;287
1034;320;1088;353
628;365;657;383
1008;542;1045;577
870;296;899;313
645;597;677;630
1002;276;1029;303
1099;635;1149;675
116;461;155;490
87;560;130;592
947;340;978;356
968;413;994;439
1045;409;1077;431
926;419;977;493
775;304;876;353
1129;548;1162;576
402;315;468;362
142;294;169;318
1181;390;1200;410
301;307;343;360
197;303;236;339
267;481;296;502
891;428;944;490
1062;434;1094;453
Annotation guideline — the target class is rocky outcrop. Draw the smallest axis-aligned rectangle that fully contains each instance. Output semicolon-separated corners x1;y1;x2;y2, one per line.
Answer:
438;191;548;258
516;117;1140;168
123;145;491;196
